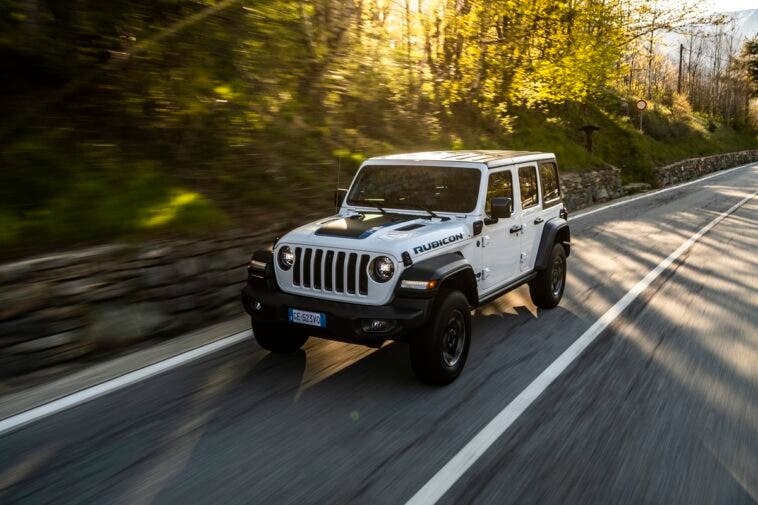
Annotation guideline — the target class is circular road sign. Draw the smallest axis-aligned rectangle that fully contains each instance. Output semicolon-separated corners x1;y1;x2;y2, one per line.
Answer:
636;99;647;111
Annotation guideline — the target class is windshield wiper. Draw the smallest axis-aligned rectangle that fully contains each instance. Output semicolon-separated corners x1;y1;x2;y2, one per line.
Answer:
349;199;386;214
405;203;441;219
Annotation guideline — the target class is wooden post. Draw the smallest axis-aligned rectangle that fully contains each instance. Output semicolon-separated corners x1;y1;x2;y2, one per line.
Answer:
677;44;684;94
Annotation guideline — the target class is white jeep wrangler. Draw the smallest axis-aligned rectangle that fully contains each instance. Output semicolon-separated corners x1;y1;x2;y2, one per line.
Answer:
242;151;570;384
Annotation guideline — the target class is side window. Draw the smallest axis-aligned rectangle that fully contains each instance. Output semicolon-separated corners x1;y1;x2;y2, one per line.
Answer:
485;170;513;216
518;166;539;209
539;162;561;205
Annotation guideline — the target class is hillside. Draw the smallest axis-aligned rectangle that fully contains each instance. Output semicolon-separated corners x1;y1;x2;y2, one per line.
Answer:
0;1;755;258
2;95;753;258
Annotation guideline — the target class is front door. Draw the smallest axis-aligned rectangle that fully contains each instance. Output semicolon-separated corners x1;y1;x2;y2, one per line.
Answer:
479;168;522;294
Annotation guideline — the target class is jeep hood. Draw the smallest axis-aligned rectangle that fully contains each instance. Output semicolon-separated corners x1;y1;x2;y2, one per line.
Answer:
280;212;472;258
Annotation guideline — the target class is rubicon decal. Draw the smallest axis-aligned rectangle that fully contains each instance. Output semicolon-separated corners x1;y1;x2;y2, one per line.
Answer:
413;233;465;255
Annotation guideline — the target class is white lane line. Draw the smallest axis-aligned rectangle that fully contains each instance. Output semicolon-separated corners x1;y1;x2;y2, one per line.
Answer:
0;330;252;437
571;161;756;220
406;190;757;505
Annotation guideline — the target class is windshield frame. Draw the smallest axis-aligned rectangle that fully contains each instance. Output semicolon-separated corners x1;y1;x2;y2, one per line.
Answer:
344;161;486;216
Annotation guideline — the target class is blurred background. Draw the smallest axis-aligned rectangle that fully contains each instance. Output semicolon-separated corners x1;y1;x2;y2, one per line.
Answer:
0;0;756;259
0;4;756;503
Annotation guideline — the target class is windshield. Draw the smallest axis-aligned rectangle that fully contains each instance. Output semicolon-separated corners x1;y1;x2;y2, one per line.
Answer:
346;165;481;213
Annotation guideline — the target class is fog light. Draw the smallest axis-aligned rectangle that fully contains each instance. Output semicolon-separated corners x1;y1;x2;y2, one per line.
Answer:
362;319;395;333
254;301;262;311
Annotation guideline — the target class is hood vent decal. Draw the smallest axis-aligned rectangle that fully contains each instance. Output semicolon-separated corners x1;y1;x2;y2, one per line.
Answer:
314;213;415;239
396;223;425;231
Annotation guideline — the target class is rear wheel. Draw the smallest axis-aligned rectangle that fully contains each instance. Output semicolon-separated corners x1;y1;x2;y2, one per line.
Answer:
252;321;309;353
529;243;566;309
410;290;471;385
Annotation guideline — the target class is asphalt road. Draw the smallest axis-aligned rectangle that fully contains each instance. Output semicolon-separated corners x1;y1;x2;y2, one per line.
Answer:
1;165;756;505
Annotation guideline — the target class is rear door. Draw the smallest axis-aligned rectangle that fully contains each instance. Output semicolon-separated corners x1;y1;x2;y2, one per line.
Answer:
537;159;563;222
516;164;542;271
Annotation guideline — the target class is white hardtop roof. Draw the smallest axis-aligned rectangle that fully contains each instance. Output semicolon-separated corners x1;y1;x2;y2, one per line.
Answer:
366;150;555;168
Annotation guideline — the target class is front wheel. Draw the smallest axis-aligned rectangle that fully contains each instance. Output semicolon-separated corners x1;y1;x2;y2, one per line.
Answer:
410;290;471;385
252;321;309;353
529;243;566;309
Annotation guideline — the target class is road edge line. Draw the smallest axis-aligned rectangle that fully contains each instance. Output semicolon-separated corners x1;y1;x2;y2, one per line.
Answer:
0;330;252;437
405;189;757;505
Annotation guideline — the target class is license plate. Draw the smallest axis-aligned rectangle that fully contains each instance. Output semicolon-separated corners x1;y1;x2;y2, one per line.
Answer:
288;308;326;328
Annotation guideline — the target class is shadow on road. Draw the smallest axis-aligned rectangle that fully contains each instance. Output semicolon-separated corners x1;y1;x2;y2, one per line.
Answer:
2;186;756;505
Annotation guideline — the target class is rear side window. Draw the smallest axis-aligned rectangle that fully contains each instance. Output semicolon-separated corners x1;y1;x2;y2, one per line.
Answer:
518;166;539;209
539;162;561;205
485;170;514;215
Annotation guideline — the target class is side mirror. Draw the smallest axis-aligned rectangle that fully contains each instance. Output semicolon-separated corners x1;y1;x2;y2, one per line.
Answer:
334;188;348;208
490;197;512;219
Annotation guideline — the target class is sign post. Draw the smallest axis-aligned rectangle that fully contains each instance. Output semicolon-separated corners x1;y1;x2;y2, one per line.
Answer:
636;99;647;132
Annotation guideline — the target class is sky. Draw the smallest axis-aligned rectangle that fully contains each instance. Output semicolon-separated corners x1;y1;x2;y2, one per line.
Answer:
703;0;757;11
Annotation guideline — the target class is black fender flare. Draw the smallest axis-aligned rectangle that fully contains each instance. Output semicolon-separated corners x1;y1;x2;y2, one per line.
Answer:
534;218;571;271
247;245;278;289
396;252;478;304
251;246;274;264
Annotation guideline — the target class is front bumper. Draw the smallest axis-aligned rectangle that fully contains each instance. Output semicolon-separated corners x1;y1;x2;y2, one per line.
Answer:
241;281;432;346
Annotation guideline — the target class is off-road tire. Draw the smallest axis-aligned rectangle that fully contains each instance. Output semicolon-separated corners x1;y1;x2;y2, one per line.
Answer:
529;243;566;309
410;290;471;385
252;321;309;353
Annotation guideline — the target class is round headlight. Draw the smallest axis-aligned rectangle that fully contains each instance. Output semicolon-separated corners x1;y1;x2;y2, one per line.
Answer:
371;256;395;282
278;246;295;270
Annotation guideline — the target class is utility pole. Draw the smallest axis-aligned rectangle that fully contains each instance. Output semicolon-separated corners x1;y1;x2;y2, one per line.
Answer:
677;43;684;94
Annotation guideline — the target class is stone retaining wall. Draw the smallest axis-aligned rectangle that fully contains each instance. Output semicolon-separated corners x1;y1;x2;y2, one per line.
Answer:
0;229;282;377
559;167;623;211
652;149;758;187
558;149;758;211
1;150;756;377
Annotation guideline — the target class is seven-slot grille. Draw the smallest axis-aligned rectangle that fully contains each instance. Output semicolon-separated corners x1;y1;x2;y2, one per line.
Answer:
292;247;371;295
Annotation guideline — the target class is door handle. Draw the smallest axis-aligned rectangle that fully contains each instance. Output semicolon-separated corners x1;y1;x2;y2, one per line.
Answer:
533;217;544;224
509;225;523;234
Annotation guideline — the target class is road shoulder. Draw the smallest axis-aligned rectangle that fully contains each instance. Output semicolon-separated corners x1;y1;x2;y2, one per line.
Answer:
0;316;250;422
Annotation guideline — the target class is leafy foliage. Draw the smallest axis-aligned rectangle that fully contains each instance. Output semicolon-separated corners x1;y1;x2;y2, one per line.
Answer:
745;35;758;97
